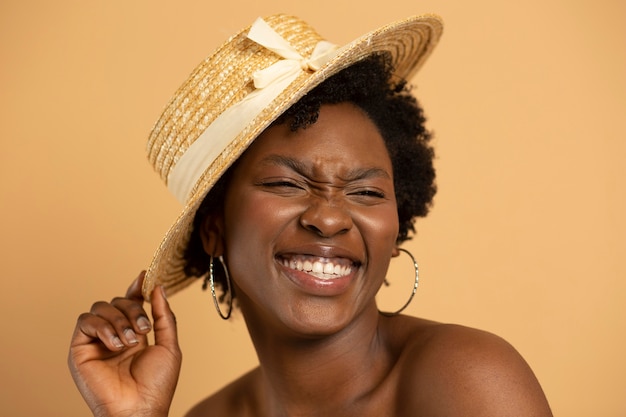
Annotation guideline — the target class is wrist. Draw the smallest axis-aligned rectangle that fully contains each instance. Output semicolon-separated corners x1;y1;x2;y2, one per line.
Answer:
94;408;168;417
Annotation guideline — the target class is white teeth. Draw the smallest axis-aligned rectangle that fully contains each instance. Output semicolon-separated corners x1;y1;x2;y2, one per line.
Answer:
303;260;313;271
313;261;324;273
281;257;352;279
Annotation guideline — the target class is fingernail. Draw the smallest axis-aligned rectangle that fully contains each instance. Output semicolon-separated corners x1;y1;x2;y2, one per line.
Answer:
137;316;151;331
112;336;124;349
124;328;138;344
160;285;168;300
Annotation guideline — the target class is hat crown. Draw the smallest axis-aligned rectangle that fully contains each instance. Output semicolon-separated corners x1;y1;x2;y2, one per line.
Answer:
146;15;324;187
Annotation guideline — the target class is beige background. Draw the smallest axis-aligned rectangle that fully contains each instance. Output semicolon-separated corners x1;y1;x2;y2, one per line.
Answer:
1;0;624;416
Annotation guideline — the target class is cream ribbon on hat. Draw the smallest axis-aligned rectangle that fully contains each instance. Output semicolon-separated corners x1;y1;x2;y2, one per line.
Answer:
167;17;340;204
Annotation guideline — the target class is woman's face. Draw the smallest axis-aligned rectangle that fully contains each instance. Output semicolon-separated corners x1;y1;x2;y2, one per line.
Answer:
216;102;399;337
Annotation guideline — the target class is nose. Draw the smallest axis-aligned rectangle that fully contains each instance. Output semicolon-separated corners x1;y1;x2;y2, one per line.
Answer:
299;197;353;238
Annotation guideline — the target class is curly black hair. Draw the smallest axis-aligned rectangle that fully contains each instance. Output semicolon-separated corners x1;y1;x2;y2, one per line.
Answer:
183;53;436;293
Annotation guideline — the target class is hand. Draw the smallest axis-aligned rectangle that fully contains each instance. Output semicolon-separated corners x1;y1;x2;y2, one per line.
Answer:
68;272;182;417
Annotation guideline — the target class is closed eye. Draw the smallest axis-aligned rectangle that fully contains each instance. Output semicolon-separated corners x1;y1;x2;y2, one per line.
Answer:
257;180;307;197
262;181;303;189
349;189;386;199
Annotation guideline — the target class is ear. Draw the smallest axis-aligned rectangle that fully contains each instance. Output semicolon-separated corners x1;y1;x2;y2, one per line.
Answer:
199;213;225;257
391;246;400;258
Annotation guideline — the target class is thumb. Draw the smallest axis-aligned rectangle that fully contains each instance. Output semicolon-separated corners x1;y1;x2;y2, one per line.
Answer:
150;286;180;355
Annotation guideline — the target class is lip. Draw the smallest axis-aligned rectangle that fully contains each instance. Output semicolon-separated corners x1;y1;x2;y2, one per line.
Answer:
275;245;362;296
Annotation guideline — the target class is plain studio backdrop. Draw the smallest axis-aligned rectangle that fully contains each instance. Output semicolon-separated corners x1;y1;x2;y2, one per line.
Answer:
1;1;624;416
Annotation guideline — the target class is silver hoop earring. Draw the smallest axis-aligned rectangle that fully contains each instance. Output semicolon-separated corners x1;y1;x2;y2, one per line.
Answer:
379;248;419;317
206;255;233;320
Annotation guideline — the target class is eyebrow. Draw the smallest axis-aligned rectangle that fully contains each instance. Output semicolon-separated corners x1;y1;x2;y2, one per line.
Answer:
260;154;392;181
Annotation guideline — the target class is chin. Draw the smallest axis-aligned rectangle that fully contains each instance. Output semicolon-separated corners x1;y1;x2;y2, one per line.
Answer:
278;300;366;339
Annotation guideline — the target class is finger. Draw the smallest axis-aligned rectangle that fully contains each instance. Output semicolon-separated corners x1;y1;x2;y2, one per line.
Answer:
89;301;142;347
109;297;152;335
71;311;130;351
125;270;146;302
151;286;181;357
115;271;152;334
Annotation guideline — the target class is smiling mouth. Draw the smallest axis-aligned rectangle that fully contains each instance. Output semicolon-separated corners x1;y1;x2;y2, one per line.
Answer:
278;255;355;280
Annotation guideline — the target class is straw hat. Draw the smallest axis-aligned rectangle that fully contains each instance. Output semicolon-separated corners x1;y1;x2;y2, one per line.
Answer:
143;13;443;299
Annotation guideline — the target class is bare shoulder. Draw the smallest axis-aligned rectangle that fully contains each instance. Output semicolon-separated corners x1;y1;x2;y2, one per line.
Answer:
389;317;553;416
184;368;261;417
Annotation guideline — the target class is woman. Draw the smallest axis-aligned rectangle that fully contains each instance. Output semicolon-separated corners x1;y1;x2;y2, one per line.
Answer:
68;14;553;416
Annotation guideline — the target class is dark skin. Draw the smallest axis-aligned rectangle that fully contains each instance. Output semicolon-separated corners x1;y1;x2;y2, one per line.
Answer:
69;103;552;416
68;273;181;417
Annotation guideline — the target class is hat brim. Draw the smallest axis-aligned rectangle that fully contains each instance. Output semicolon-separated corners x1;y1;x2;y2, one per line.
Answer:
142;14;443;299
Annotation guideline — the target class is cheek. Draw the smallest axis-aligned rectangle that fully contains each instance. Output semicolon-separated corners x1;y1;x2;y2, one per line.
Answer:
353;204;400;280
221;191;268;293
224;191;296;235
358;204;400;247
223;190;266;250
221;188;301;267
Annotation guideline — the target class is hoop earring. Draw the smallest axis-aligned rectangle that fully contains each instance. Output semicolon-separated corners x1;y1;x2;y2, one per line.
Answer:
205;255;233;320
379;248;419;317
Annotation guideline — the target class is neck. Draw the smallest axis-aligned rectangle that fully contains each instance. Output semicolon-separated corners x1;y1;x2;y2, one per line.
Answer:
240;301;393;416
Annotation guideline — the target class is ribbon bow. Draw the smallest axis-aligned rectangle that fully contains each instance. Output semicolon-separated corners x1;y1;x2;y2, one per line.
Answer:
247;17;339;89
